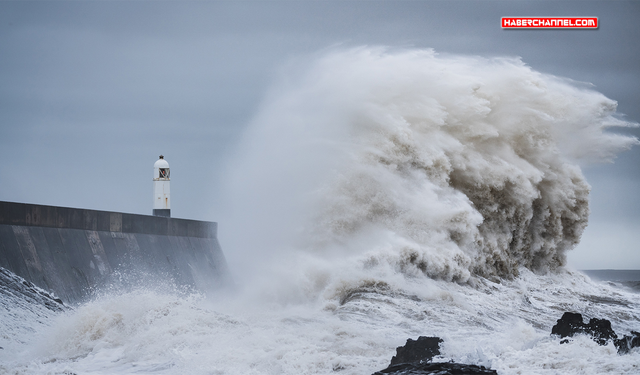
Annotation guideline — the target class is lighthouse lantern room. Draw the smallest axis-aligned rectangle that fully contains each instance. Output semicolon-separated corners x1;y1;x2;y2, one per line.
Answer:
153;155;171;217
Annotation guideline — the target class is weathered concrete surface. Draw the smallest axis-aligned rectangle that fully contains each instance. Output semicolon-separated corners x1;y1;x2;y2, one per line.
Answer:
0;201;231;304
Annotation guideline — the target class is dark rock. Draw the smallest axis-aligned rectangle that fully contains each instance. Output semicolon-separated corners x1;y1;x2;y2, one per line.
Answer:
551;312;640;354
373;362;497;375
588;318;618;345
390;336;443;365
551;312;616;345
374;337;497;375
0;267;65;312
615;331;640;354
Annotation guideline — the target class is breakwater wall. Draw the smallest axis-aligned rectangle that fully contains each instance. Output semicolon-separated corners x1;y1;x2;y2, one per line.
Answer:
0;201;230;304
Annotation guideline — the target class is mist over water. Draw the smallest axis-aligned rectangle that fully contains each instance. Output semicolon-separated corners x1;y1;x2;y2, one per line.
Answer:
3;47;640;374
222;47;638;294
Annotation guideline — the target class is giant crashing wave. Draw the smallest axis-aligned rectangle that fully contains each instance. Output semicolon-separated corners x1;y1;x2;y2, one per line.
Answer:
224;47;638;287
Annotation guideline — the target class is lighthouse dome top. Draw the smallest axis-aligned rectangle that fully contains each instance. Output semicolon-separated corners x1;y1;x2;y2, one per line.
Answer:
154;155;170;169
154;155;170;180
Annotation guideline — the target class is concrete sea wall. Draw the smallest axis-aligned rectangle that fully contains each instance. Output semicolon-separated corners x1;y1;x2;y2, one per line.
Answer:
0;201;230;304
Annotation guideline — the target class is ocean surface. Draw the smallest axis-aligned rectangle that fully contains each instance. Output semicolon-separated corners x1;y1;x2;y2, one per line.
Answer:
1;267;639;374
2;47;640;374
582;270;640;293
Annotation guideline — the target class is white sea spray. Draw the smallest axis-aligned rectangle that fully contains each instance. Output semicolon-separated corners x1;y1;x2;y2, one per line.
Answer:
222;47;638;291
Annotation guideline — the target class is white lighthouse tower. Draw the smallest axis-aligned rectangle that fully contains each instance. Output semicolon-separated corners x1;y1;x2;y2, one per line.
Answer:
153;155;171;217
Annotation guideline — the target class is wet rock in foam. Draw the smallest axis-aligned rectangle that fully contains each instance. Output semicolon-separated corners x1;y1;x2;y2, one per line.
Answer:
0;267;65;312
390;336;442;365
373;336;497;375
551;312;640;354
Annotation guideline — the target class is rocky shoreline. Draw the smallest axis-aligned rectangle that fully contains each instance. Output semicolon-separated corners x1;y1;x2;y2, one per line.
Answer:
551;312;640;354
372;336;497;375
372;312;640;375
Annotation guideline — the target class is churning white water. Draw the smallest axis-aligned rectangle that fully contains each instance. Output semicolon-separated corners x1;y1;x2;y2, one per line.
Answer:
2;47;639;374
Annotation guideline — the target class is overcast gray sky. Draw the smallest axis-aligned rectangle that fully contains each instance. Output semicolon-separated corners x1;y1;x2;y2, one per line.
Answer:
1;1;638;269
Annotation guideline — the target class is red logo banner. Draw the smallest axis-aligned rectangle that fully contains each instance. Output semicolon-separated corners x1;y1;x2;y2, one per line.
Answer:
502;17;598;29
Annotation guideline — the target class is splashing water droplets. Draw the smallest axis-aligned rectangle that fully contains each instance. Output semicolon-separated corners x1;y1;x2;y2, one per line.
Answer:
224;47;638;287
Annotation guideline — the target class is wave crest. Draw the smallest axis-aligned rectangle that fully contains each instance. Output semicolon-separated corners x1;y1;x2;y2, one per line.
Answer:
225;47;638;283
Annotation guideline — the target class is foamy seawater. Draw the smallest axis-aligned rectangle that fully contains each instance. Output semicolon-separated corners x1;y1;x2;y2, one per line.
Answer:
1;268;640;374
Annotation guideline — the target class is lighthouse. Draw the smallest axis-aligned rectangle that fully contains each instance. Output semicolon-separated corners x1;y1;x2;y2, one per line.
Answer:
153;155;171;217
